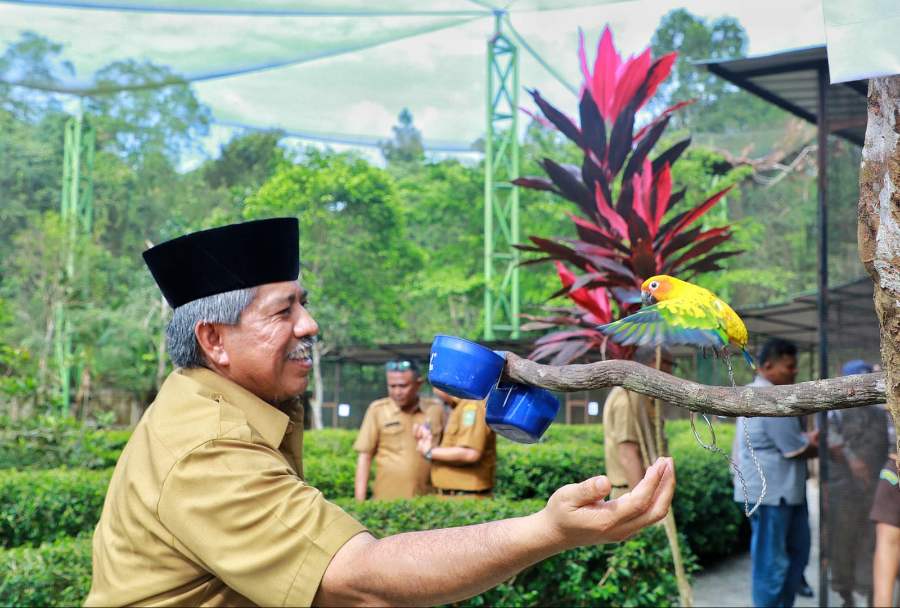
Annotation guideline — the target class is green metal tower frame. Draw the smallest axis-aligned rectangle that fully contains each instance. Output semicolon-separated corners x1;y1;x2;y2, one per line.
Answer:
483;11;520;340
54;112;95;410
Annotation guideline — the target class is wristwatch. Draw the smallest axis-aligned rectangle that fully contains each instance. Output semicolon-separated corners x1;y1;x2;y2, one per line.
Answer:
424;448;433;461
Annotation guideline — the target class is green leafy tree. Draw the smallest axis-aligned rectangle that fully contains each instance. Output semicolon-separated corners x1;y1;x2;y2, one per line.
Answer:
244;149;422;345
0;32;72;121
394;159;484;338
650;9;785;134
380;108;425;166
85;60;211;165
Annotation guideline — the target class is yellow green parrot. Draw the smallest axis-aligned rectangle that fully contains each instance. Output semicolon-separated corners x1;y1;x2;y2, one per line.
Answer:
597;275;755;368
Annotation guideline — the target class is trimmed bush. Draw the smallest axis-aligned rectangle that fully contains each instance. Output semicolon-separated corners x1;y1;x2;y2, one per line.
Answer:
0;534;92;607
0;416;129;470
667;420;748;561
1;421;747;563
0;500;692;608
0;469;110;548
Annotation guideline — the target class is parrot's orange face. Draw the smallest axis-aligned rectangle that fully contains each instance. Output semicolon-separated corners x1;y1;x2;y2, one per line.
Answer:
641;275;674;306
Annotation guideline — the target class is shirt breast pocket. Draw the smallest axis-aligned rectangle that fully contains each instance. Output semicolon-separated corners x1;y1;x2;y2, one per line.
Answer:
380;421;405;444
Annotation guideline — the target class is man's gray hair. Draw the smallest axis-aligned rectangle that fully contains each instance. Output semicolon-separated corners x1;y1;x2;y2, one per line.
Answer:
166;287;257;368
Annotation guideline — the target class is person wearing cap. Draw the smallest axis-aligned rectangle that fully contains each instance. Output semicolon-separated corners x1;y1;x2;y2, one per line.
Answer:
352;360;444;501
86;218;676;607
415;388;496;498
824;360;888;606
602;346;674;499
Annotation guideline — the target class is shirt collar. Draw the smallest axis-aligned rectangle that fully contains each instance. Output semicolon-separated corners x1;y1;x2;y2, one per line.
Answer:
388;396;423;415
179;367;290;450
750;374;774;387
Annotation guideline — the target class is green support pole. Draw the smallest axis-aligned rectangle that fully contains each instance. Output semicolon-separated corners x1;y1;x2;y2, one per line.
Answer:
54;111;95;412
483;11;520;340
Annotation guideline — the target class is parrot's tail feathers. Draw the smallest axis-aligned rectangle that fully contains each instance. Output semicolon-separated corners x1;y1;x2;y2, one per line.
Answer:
742;348;756;370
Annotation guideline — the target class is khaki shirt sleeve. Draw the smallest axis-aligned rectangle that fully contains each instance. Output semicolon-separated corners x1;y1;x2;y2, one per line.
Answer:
607;390;640;444
426;403;444;440
158;439;366;607
353;403;379;454
453;401;491;452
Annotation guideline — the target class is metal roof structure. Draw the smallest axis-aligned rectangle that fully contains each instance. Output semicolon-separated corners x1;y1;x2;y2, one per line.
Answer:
739;277;878;354
699;45;868;146
321;277;880;366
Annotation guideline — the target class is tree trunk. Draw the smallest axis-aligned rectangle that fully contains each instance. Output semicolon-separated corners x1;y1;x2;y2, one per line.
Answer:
310;340;324;430
858;76;900;455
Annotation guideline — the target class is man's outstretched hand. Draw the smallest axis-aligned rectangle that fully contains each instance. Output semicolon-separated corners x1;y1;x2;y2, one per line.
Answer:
537;457;675;551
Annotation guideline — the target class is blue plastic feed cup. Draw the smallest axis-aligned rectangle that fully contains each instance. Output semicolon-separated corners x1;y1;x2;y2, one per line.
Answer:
485;382;560;444
428;335;506;400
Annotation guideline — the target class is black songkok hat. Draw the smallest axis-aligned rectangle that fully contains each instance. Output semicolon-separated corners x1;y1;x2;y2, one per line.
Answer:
143;217;299;309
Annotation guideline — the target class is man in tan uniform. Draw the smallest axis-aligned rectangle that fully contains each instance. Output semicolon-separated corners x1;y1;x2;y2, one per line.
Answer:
603;347;673;499
353;361;443;500
416;388;496;497
88;218;677;607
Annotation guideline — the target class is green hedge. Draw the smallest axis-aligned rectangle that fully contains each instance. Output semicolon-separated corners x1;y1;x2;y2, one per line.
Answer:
0;416;129;470
0;469;110;548
0;534;93;607
0;421;745;561
668;421;748;561
0;499;693;608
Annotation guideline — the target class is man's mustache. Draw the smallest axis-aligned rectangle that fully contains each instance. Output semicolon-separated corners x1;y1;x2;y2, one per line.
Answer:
286;336;317;360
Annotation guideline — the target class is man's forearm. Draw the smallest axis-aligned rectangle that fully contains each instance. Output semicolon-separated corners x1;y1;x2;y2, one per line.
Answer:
354;453;372;501
431;446;481;464
317;512;562;606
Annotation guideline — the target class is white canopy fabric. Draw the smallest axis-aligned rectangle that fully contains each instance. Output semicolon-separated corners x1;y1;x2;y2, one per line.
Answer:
823;0;900;83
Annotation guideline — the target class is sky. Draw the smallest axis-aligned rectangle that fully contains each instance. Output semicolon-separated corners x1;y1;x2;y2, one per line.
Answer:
0;0;825;168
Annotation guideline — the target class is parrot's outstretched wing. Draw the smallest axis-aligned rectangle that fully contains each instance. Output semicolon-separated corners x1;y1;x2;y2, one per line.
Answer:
597;300;728;349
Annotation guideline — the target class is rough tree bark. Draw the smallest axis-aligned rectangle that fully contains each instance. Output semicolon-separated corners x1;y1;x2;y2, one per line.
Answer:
503;353;885;417
859;76;900;452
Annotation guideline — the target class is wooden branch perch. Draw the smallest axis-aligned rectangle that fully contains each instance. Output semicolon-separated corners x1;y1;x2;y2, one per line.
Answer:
503;353;886;417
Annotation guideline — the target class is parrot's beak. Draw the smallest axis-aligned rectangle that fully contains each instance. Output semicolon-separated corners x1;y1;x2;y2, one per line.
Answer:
641;291;654;307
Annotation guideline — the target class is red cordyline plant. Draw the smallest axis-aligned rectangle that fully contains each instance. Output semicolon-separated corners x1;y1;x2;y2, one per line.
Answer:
516;26;740;365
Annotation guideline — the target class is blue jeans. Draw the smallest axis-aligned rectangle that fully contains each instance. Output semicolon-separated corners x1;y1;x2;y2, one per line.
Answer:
749;500;810;607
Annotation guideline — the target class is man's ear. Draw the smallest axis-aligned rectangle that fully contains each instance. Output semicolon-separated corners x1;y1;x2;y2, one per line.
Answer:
195;321;230;367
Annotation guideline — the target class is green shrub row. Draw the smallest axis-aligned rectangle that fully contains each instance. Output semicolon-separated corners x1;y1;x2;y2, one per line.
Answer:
0;419;744;560
0;469;109;548
0;499;693;608
0;415;129;470
0;533;93;608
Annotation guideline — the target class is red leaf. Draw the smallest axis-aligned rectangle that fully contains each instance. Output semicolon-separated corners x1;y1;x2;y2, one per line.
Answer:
653;163;672;228
639;52;677;109
609;47;651;122
511;176;557;192
595;186;629;239
529;89;582;146
663;185;734;246
634;100;693;141
592;25;619;119
631;171;652;228
665;232;733;272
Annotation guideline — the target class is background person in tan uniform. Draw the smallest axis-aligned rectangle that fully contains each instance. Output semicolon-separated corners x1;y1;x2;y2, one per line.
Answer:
603;347;674;499
416;388;496;497
353;360;444;500
89;218;677;607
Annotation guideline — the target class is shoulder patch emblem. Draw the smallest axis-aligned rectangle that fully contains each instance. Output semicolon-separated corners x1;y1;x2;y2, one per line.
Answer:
462;407;477;427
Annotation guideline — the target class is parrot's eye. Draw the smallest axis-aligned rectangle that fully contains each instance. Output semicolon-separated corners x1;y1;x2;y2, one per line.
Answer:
649;281;660;290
